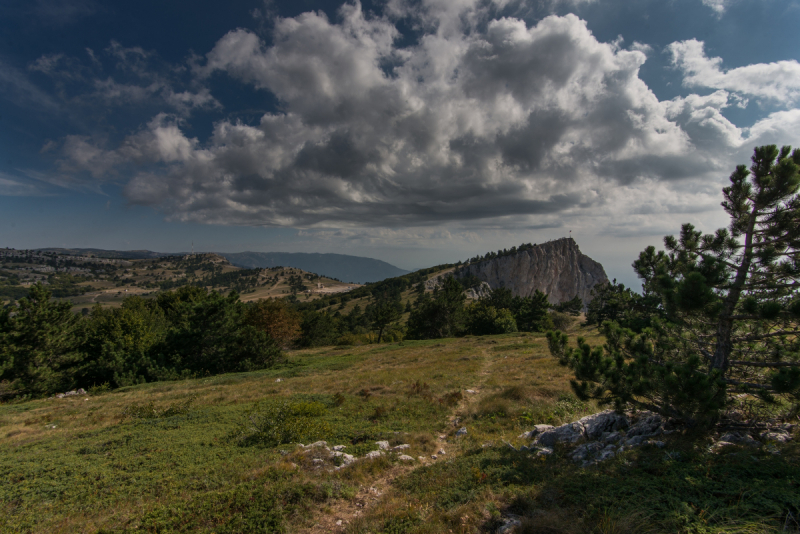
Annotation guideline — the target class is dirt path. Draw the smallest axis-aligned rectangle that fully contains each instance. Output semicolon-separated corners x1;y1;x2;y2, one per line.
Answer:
297;345;498;534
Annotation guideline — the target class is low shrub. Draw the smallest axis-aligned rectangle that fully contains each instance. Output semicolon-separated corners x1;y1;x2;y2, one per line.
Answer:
232;400;329;447
121;396;195;419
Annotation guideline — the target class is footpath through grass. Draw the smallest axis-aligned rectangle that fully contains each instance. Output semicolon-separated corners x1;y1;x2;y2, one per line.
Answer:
1;328;798;533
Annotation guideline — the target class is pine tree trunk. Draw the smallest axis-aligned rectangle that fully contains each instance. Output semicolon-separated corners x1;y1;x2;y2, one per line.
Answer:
711;205;758;373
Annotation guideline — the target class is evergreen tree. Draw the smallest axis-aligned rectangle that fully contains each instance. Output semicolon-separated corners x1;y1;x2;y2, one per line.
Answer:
406;276;466;339
0;283;85;397
367;292;402;343
554;294;583;316
81;296;168;388
549;145;800;425
514;290;553;332
584;279;659;333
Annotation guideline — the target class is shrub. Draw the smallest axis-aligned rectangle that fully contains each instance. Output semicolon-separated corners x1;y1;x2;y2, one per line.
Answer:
232;400;330;447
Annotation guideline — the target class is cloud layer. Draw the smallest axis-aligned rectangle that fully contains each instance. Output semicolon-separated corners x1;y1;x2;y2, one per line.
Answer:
49;0;800;233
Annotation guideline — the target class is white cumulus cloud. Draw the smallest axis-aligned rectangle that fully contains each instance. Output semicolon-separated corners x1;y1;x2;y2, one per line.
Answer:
669;39;800;105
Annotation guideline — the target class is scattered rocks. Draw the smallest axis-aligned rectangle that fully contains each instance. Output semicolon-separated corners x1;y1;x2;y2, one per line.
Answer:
392;444;410;451
397;454;415;461
332;445;347;451
53;388;87;399
523;409;795;466
365;450;384;459
455;427;468;437
275;378;282;383
375;441;390;450
523;410;672;467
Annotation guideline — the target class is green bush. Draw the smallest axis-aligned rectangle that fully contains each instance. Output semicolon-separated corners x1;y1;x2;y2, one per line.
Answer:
232;400;330;447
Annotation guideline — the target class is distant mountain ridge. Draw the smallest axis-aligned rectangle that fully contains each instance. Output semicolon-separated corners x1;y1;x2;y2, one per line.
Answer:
220;252;409;284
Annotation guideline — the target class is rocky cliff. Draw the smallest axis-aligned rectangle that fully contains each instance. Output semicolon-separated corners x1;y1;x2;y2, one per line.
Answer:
448;238;608;306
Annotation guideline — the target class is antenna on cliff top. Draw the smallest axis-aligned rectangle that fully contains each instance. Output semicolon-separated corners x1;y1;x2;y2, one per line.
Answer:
569;230;572;239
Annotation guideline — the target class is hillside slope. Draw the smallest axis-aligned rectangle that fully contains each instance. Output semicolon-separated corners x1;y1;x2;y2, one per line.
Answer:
221;251;409;284
1;328;796;534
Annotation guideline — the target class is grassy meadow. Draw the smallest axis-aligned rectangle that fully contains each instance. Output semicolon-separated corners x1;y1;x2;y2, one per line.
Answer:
1;323;798;533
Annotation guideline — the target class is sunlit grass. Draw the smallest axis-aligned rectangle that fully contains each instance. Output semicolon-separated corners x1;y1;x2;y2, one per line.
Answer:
1;324;797;534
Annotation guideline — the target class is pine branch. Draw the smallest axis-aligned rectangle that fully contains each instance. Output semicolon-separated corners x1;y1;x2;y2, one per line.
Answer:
731;329;800;343
729;360;800;368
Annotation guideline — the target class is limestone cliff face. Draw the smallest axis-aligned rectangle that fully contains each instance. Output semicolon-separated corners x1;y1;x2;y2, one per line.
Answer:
453;238;608;306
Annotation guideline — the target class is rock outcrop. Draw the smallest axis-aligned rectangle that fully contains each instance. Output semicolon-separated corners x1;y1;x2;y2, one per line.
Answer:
450;238;608;306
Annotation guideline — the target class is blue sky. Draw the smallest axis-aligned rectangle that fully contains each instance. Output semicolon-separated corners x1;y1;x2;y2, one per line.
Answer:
1;0;799;287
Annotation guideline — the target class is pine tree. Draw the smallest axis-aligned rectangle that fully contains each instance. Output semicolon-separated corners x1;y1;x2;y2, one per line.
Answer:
549;145;800;426
0;283;85;397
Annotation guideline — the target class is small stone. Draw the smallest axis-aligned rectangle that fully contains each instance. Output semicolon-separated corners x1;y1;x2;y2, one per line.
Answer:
76;388;87;394
336;520;343;526
365;450;384;459
431;454;437;460
438;449;445;455
536;447;553;457
438;434;447;440
307;440;328;449
375;440;390;450
624;435;646;447
392;444;410;450
719;432;759;447
465;389;477;394
710;441;735;453
596;449;616;462
761;430;792;443
332;445;347;451
332;451;356;464
519;424;555;440
397;454;415;461
418;456;426;461
496;516;522;534
455;427;467;437
312;458;324;464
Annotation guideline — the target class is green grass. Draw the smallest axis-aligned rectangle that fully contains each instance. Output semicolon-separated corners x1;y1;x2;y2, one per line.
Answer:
1;326;798;533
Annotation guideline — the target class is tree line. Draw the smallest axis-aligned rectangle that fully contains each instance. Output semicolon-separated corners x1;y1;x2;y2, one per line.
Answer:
0;273;581;398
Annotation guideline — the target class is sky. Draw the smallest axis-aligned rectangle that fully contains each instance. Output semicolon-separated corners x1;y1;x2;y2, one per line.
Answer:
1;0;800;289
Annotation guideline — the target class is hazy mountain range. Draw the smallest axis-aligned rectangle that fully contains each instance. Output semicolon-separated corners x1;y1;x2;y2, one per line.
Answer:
219;252;409;284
